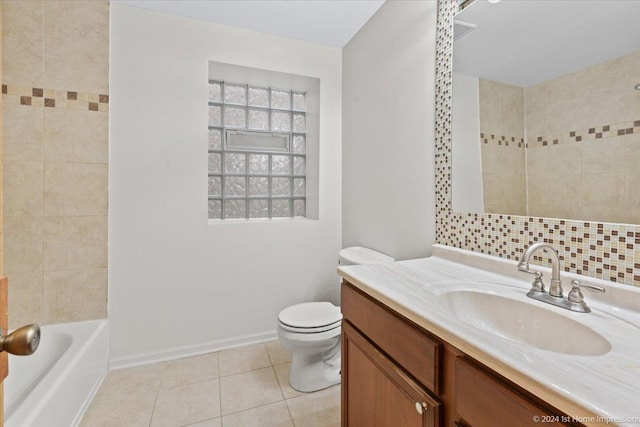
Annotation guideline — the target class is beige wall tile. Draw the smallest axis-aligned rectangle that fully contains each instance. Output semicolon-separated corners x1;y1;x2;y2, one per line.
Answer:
7;269;43;329
43;268;106;323
3;103;44;162
43;0;109;93
626;168;640;210
3;0;110;326
44;108;108;163
582;138;626;174
3;161;43;217
624;135;640;172
479;79;524;138
4;215;43;272
582;206;636;225
150;379;221;427
2;0;44;87
44;163;108;216
43;215;107;270
583;172;625;208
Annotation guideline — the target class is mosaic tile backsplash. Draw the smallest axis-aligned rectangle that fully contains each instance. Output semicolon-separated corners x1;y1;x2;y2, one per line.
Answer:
434;0;640;286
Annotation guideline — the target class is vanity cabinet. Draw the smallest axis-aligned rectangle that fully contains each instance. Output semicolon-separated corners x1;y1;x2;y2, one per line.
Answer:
341;281;581;427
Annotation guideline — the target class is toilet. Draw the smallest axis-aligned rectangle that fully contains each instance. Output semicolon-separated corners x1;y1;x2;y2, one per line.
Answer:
277;246;395;392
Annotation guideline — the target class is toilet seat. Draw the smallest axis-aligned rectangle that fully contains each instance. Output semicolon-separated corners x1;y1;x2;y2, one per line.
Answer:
278;320;341;334
278;302;342;333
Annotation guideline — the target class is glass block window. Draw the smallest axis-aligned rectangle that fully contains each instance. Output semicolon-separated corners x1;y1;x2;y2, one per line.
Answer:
208;80;306;219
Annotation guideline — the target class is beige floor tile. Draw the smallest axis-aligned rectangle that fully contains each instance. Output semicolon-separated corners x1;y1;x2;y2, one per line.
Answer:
80;398;157;427
220;367;283;415
95;364;163;401
274;363;304;399
186;418;221;427
150;378;221;427
286;384;341;427
160;352;219;389
265;340;292;366
80;365;162;427
222;401;293;427
218;343;271;376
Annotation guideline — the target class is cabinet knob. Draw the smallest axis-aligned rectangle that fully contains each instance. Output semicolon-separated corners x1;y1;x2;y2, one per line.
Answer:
415;401;428;415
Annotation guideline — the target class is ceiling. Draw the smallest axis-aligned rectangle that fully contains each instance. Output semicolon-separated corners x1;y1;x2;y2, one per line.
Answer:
114;0;385;48
453;0;640;87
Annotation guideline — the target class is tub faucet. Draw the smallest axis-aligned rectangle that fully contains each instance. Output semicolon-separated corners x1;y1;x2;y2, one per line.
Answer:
517;242;563;298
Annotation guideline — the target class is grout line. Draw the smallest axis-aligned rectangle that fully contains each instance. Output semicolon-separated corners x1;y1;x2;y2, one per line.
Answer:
217;350;223;426
284;395;297;427
147;370;163;427
220;399;289;419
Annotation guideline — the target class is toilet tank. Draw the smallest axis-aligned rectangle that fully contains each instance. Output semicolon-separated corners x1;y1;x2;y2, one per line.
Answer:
338;246;395;266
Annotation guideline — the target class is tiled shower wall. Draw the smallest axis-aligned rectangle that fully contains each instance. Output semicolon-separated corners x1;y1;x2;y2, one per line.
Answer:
435;0;640;286
2;0;109;328
478;79;526;215
478;52;640;224
525;51;640;223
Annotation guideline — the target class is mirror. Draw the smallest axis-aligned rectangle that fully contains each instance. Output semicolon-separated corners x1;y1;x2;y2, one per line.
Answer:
451;0;640;224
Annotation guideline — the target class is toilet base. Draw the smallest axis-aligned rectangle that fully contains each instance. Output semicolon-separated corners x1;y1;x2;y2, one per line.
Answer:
288;339;341;392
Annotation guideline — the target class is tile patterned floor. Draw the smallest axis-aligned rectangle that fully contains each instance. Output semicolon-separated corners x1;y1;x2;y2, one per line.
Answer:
80;340;341;427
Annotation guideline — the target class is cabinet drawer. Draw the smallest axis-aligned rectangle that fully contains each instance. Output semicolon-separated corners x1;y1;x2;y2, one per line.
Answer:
341;281;441;394
455;358;567;427
343;322;440;427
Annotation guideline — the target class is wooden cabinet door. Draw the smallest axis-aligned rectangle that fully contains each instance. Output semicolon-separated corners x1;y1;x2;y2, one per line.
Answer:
0;278;6;425
1;4;5;422
455;358;567;427
342;321;440;427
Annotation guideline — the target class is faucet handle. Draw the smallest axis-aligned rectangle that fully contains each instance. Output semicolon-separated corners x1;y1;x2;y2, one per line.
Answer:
529;271;545;293
520;269;545;293
568;279;605;304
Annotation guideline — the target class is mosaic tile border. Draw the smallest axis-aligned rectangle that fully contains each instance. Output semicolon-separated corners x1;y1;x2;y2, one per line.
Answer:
434;0;640;286
2;84;109;112
527;119;640;149
480;133;525;148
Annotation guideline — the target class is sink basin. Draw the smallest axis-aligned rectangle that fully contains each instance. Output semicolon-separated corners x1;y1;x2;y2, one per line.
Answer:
438;290;611;356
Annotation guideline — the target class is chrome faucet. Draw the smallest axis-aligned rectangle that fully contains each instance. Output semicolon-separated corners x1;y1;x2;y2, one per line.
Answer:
517;242;605;313
517;242;563;298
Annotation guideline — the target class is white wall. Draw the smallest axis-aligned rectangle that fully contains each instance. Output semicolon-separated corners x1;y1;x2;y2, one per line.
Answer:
109;4;342;366
342;1;437;261
451;73;484;213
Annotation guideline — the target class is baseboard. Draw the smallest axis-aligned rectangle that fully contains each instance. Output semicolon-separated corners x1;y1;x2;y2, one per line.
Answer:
108;330;278;370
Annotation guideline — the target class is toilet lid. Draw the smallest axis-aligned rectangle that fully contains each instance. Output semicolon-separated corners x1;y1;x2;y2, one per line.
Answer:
278;302;342;329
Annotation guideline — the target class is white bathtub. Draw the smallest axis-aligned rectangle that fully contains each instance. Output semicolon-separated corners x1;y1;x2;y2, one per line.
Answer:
4;320;108;427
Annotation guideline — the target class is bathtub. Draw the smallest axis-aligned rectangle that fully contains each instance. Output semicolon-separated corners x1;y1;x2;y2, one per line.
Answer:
4;320;108;427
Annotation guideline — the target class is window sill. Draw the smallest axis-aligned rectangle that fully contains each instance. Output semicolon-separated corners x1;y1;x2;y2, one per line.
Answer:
207;217;317;225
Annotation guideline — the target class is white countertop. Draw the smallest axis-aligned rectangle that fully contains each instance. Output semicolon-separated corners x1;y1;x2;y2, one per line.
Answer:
337;245;640;427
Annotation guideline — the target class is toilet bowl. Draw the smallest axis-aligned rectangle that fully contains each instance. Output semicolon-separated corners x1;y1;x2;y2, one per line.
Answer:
277;246;394;392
